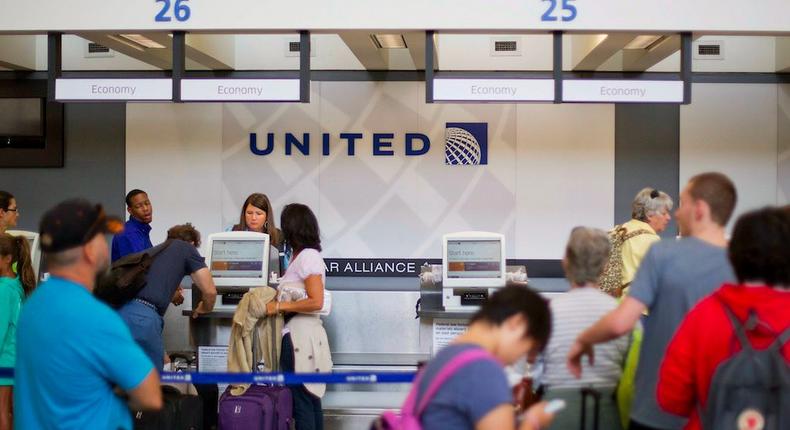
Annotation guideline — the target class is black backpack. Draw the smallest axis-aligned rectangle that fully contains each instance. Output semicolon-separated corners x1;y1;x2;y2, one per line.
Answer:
700;299;790;430
94;240;173;308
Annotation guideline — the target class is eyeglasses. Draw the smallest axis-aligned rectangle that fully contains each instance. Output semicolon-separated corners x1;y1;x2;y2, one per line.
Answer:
5;208;18;214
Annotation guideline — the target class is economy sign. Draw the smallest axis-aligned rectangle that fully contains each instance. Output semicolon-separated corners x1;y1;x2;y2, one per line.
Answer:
55;79;172;101
562;80;684;103
433;79;555;102
180;79;300;102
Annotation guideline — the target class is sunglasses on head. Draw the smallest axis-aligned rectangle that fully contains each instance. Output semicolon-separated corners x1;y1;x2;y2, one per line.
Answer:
81;205;124;244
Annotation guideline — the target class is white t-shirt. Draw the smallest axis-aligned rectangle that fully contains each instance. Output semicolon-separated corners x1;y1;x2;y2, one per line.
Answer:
279;248;326;285
277;248;329;315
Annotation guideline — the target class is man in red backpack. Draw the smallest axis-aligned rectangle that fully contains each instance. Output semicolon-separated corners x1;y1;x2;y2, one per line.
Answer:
657;206;790;430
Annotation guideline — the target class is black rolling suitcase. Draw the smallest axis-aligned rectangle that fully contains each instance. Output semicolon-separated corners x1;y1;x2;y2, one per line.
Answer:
133;385;204;430
579;387;601;430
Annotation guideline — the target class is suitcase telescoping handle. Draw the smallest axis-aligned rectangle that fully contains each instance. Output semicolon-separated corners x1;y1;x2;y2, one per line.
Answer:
580;387;601;430
270;315;280;372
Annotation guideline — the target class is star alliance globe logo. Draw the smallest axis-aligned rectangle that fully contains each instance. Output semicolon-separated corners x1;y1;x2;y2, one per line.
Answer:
444;122;488;165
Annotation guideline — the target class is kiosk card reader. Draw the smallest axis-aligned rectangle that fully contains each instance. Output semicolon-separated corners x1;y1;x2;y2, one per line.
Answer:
7;230;42;282
204;231;270;311
442;231;506;311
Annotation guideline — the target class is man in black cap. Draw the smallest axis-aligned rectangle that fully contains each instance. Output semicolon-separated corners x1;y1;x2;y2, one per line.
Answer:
14;199;162;430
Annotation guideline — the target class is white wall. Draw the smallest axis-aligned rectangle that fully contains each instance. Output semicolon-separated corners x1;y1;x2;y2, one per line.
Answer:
515;104;614;257
126;82;786;258
127;81;615;260
126;104;224;244
692;36;776;73
62;35;159;71
0;35;37;69
779;85;790;205
777;37;790;72
438;34;555;71
680;83;779;227
595;35;776;73
234;34;364;70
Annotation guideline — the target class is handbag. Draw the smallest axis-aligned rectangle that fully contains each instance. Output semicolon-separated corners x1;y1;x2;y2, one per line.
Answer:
277;281;332;316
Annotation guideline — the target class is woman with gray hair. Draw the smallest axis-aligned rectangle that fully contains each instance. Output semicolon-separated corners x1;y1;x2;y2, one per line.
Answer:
539;227;630;430
631;188;673;234
599;188;674;297
620;188;673;291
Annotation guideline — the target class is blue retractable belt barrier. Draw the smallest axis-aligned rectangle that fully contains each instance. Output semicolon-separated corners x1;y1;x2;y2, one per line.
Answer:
0;367;415;385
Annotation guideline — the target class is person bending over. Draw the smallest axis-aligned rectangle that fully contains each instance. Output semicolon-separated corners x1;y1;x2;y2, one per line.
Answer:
117;223;217;371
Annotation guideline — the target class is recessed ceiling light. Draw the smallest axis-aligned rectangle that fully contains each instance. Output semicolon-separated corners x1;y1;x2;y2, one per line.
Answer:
371;34;407;49
625;35;665;50
118;34;167;49
106;35;145;52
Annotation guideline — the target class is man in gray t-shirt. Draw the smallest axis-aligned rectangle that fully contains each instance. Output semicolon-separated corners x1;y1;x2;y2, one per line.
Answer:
567;172;738;430
626;237;734;428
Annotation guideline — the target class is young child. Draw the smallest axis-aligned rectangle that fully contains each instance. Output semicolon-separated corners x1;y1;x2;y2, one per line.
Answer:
0;233;36;430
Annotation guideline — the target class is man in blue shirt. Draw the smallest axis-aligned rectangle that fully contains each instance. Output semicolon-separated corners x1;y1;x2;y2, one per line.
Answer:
15;199;162;429
112;189;153;262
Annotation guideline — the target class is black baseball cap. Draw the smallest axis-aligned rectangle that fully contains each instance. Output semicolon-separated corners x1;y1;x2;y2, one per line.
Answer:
39;199;124;253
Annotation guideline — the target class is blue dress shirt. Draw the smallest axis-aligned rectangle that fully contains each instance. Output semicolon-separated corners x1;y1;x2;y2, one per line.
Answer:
111;217;153;262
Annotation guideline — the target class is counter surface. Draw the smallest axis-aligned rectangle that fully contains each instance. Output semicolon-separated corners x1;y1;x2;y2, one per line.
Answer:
416;277;570;320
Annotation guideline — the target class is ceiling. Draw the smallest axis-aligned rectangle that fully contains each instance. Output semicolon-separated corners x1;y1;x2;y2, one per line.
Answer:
0;32;788;73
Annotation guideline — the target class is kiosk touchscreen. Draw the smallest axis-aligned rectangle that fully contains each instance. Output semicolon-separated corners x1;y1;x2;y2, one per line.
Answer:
6;230;41;282
442;231;506;311
204;231;269;311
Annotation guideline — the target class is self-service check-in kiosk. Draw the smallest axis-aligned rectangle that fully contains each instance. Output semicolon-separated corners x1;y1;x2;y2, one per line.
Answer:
7;230;42;282
442;231;506;311
204;231;270;312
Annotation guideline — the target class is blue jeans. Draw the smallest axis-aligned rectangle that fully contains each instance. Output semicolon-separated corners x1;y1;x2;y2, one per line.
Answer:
118;300;165;371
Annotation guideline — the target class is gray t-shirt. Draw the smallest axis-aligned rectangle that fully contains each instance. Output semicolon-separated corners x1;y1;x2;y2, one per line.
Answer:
628;237;735;429
419;344;511;430
137;240;206;315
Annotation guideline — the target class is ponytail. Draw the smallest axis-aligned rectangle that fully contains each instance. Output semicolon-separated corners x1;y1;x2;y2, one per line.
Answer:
13;236;36;296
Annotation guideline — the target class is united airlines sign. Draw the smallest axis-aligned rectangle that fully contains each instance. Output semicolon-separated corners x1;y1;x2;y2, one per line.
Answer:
250;122;488;166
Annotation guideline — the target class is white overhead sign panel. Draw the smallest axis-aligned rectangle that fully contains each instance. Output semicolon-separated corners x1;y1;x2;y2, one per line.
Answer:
180;79;300;101
2;0;790;33
55;79;172;101
562;80;684;103
434;79;555;102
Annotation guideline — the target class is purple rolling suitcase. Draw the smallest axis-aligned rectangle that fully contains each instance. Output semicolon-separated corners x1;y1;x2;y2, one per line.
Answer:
218;319;294;430
218;385;293;430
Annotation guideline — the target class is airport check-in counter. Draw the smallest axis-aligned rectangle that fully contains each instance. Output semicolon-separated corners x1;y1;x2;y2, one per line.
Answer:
186;267;569;430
